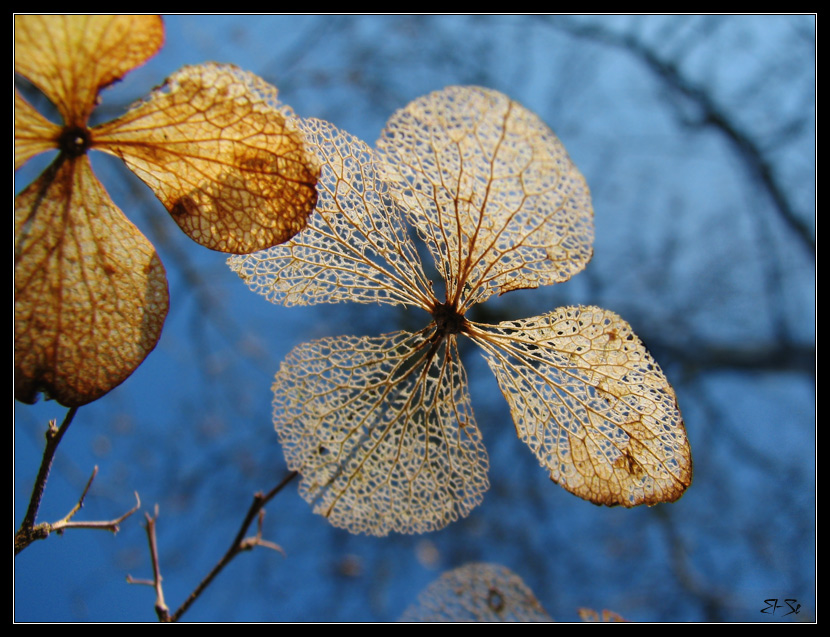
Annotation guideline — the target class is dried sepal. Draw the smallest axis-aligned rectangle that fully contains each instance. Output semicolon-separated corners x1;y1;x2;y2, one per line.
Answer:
399;563;553;622
470;307;691;507
14;90;61;170
273;330;489;535
376;86;594;311
93;64;319;254
578;608;627;622
14;15;164;126
15;156;169;407
229;117;433;307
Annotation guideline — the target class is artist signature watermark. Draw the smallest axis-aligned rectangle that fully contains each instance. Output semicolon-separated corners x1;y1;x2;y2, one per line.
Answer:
760;599;801;617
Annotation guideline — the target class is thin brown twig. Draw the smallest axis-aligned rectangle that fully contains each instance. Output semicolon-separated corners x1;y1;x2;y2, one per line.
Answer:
17;407;78;543
126;506;171;621
54;468;141;533
16;449;141;555
128;471;298;622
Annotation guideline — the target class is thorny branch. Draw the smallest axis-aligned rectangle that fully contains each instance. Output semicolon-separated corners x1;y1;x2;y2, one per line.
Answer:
128;471;298;622
15;408;141;555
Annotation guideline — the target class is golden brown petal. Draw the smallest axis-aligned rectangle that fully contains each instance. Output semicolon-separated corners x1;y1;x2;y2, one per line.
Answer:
14;15;164;125
94;64;320;254
15;156;169;407
14;90;61;170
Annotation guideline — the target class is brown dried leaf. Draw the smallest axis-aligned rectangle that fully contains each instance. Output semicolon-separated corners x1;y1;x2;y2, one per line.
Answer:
14;15;163;125
15;156;169;407
229;117;432;306
470;307;692;507
376;86;594;311
94;63;320;253
273;330;489;535
14;90;61;170
399;563;553;622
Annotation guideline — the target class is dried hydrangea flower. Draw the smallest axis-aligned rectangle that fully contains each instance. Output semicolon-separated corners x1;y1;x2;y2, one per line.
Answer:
231;86;692;535
15;15;318;406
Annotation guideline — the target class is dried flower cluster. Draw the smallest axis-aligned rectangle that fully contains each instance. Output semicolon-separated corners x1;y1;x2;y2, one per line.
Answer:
231;86;693;535
14;15;318;406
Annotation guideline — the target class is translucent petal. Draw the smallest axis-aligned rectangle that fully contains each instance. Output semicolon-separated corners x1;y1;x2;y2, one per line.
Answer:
15;156;169;407
14;15;163;125
470;307;692;506
93;63;319;254
229;117;433;308
399;563;553;622
14;90;61;170
273;329;489;535
376;86;594;311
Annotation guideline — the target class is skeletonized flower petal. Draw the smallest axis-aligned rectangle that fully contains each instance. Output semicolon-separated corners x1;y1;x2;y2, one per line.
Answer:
273;329;489;535
470;306;692;507
94;64;320;254
376;86;594;311
15;156;169;407
229;117;433;308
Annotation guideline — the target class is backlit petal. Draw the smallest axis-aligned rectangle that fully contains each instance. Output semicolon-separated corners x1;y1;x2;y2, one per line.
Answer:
14;90;61;170
376;86;594;311
229;117;433;307
470;307;691;506
15;156;169;407
94;64;319;254
273;329;489;535
14;15;163;125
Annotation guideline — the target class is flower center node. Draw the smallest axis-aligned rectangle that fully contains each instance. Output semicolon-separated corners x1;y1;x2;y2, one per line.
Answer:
432;301;468;336
58;125;92;158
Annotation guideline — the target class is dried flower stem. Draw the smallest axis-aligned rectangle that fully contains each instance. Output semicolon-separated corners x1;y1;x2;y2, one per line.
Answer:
129;471;298;622
18;408;78;537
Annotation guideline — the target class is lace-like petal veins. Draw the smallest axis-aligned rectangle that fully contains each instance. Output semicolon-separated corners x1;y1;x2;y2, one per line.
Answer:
376;86;594;311
469;307;692;507
92;64;319;254
229;117;433;308
273;330;489;535
14;90;61;170
14;156;169;407
14;15;163;125
399;563;553;622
